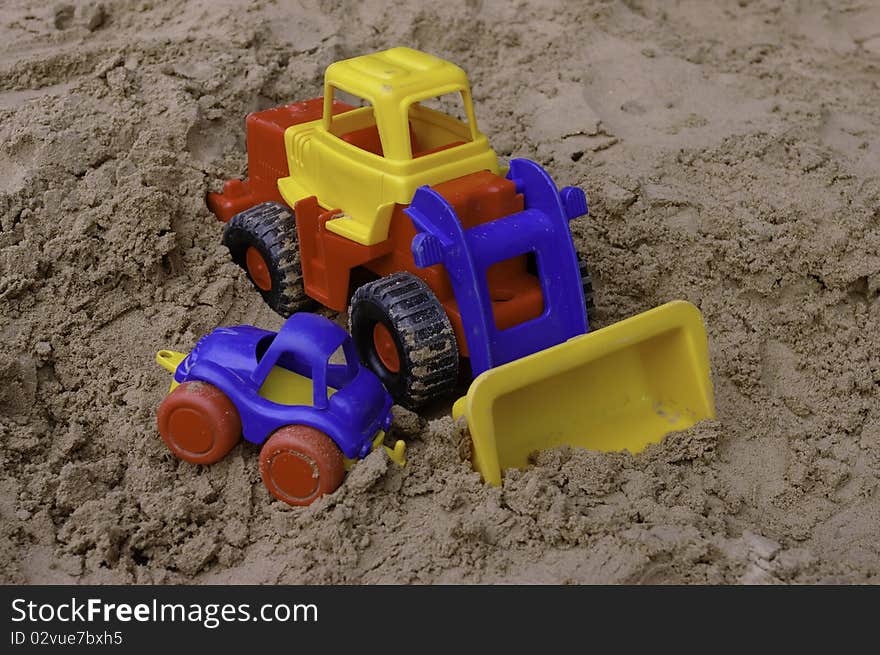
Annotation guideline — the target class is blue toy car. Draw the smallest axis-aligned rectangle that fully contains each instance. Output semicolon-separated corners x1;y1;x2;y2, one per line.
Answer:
155;313;403;506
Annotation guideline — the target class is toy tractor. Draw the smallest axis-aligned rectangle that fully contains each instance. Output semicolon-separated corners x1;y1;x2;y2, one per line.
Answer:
208;47;715;484
209;47;594;408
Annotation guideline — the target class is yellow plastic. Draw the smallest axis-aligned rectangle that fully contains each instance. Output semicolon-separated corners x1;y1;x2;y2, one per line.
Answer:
155;350;405;466
383;437;407;466
156;349;185;373
277;47;500;246
259;365;332;406
157;350;185;392
344;431;407;470
452;301;716;486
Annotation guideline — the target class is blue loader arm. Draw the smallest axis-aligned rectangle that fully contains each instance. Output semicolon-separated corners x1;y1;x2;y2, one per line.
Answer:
405;158;589;377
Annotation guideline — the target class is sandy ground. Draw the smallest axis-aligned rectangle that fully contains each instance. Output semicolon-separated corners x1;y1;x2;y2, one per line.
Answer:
1;0;879;584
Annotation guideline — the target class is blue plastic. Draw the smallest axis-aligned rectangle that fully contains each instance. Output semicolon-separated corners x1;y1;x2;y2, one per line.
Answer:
174;313;394;460
405;158;589;377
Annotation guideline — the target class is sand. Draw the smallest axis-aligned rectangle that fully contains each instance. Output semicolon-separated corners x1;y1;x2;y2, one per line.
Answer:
1;0;878;584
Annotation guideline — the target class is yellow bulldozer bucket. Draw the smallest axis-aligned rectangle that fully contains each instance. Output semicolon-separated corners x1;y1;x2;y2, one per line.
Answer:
451;300;715;486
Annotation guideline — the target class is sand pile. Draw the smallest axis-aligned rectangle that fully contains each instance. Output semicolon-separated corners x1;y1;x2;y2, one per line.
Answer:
1;0;878;583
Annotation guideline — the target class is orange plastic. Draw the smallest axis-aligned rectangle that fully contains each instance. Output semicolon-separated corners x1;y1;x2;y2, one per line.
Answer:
259;425;345;506
293;170;543;357
245;246;272;291
414;140;465;158
340;124;385;156
212;97;549;363
293;196;393;311
337;122;459;158
372;322;401;373
156;381;242;464
207;98;354;222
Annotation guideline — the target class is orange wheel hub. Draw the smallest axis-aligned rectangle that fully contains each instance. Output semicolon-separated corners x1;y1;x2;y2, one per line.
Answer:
266;451;319;500
166;407;214;455
372;322;400;373
259;425;345;506
156;381;242;465
245;246;272;291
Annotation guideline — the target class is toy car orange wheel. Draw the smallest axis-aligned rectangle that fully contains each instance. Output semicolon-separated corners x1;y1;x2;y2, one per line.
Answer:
259;425;345;506
156;381;242;465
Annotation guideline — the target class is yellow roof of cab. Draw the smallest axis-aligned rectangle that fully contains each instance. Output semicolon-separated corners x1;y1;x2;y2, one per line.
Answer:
324;47;469;104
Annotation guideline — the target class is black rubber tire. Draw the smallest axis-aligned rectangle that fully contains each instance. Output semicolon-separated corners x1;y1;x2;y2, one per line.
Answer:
527;251;597;326
222;202;314;316
349;272;458;409
577;252;597;326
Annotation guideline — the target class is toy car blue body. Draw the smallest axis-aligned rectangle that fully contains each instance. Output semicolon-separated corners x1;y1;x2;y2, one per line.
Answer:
172;313;394;460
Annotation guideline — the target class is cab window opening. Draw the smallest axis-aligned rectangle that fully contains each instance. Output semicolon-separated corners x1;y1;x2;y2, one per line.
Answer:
406;90;473;158
327;87;384;157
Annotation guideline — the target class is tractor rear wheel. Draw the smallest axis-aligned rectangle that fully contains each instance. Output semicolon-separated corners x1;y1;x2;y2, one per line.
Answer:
349;272;458;409
222;202;314;316
156;381;242;465
527;250;597;326
577;252;597;326
259;425;345;506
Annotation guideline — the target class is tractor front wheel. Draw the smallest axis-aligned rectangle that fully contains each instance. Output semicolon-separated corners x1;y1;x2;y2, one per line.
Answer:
577;252;597;327
156;381;242;465
223;202;314;316
349;272;458;409
259;425;345;506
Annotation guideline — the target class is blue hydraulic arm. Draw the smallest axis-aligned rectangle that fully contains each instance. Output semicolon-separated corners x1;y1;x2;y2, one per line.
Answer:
405;158;590;377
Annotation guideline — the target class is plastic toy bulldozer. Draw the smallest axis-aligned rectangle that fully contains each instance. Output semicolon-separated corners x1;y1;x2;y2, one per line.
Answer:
208;47;715;484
